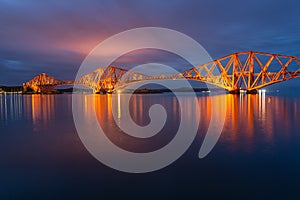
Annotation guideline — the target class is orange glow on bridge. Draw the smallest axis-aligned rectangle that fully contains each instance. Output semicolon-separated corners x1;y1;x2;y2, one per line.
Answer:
23;51;300;94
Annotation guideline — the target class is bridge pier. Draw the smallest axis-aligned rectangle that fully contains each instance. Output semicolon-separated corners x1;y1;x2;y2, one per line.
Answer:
94;89;114;94
228;90;240;94
228;89;258;94
94;90;105;94
246;90;258;94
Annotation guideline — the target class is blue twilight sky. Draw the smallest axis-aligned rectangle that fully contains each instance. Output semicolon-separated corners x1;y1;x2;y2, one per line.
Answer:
0;0;299;89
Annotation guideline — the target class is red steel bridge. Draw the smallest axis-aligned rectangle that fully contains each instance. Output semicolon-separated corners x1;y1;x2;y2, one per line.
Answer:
23;51;300;94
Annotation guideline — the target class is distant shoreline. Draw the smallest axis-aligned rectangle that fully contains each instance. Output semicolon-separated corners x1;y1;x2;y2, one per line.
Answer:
0;86;217;94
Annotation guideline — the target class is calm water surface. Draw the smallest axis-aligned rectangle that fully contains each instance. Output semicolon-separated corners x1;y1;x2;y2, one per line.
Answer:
0;92;300;199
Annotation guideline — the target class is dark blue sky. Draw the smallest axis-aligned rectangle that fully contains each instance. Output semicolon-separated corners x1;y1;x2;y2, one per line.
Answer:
0;0;300;88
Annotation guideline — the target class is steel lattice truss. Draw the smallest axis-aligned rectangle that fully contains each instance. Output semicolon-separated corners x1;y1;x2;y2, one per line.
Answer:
178;51;300;93
74;66;150;93
74;68;105;92
23;73;73;93
24;52;300;93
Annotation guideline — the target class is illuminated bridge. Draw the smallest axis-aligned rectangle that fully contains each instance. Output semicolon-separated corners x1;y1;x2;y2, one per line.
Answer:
23;51;300;94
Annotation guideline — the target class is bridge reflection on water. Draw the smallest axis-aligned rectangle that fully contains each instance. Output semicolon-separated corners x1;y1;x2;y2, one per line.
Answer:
1;92;298;153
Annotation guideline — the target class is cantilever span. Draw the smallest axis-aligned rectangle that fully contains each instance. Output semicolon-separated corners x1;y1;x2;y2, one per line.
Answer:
178;51;300;93
23;73;74;93
74;66;149;93
23;51;300;94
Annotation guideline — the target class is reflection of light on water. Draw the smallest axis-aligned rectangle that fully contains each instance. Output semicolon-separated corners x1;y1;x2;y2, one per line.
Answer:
0;94;23;121
63;94;300;154
221;90;280;153
118;93;121;119
31;95;36;121
138;95;143;125
261;90;266;115
0;94;56;132
258;89;266;117
84;95;89;112
30;95;55;132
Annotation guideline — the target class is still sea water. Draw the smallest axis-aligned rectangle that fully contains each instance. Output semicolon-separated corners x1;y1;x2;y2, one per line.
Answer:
1;92;300;199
